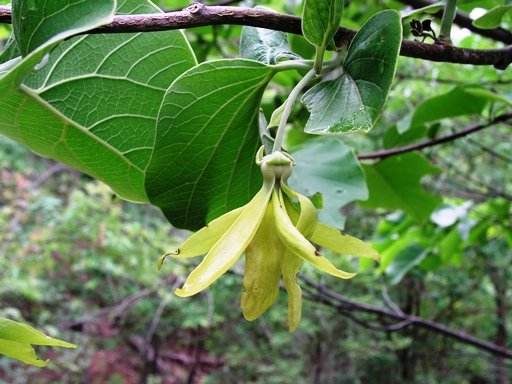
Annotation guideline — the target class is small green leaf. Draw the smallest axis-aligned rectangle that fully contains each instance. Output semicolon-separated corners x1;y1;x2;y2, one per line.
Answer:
302;10;402;134
400;2;444;18
0;317;76;367
288;137;368;229
240;7;301;65
382;124;428;149
385;244;429;285
302;0;343;49
473;5;512;29
145;59;274;230
400;85;489;133
360;153;442;222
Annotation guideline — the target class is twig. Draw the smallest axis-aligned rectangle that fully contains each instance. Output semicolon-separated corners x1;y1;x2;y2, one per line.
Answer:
300;274;512;360
397;0;512;45
357;111;512;160
1;5;511;68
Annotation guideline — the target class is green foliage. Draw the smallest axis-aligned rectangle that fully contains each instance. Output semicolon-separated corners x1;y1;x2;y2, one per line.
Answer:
302;10;402;134
0;0;511;381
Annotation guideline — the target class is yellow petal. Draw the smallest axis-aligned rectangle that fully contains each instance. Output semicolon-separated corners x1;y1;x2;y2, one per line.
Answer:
241;201;285;321
281;191;315;332
282;248;303;332
175;179;275;297
311;223;380;262
273;188;356;280
158;206;245;269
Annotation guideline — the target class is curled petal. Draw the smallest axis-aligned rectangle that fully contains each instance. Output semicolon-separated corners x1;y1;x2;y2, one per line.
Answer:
175;179;275;297
273;189;356;280
158;206;245;269
241;202;285;321
311;223;380;262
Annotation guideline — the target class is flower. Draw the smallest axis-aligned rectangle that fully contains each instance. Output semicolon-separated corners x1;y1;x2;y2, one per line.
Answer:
159;147;379;331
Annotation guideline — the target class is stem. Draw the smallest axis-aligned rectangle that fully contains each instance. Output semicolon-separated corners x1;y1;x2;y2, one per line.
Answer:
273;59;315;72
314;45;326;72
439;0;457;45
272;68;317;153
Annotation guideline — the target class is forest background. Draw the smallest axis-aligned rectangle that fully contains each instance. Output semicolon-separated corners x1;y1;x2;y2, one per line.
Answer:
0;0;511;383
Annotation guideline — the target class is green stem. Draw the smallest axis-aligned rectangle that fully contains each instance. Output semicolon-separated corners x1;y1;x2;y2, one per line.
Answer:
314;45;326;72
439;0;457;45
272;68;317;153
273;60;315;72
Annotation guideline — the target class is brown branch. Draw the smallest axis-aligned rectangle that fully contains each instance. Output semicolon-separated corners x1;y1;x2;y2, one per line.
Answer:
300;274;512;360
1;4;512;68
357;111;512;160
397;0;512;45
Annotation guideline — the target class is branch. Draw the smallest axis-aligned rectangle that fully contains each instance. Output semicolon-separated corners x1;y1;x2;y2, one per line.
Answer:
357;111;512;160
398;0;512;45
1;4;511;68
300;274;512;360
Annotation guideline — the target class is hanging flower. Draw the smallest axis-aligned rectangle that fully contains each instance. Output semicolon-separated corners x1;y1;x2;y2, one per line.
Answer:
159;147;379;331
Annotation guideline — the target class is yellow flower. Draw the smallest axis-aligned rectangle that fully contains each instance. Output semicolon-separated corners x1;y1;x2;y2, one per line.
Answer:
159;147;379;331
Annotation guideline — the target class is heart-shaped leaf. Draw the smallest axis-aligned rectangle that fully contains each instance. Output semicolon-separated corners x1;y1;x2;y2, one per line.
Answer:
302;10;402;134
145;59;275;231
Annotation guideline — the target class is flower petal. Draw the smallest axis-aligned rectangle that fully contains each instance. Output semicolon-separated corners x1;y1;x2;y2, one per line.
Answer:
241;201;285;321
280;190;318;332
273;188;356;279
158;206;245;269
311;223;380;262
175;179;275;297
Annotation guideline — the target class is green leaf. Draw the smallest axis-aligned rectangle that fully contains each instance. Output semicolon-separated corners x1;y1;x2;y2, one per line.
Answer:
240;7;301;65
400;2;444;18
400;85;489;133
0;1;196;202
302;0;343;50
12;0;116;56
0;317;76;367
360;152;442;222
385;244;429;285
288;137;368;229
382;124;428;149
302;10;402;134
145;59;275;230
472;5;512;29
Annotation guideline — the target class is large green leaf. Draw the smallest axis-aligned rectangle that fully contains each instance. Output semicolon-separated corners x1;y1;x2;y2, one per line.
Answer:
302;0;343;50
302;10;402;134
288;137;368;229
0;317;76;367
145;59;275;231
12;0;116;56
359;153;442;222
0;0;196;202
